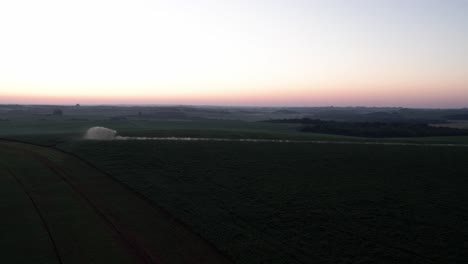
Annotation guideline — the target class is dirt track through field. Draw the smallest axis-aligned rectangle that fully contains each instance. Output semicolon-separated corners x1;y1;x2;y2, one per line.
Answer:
32;154;154;264
6;168;64;264
0;140;232;264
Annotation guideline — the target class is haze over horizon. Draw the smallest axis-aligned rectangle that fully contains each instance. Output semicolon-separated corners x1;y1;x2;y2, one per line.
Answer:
1;0;467;108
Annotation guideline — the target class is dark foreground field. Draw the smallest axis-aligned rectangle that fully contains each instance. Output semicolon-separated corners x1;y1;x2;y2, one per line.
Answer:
59;140;468;263
0;140;230;264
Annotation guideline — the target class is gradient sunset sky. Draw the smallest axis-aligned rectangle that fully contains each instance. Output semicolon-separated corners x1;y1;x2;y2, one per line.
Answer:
0;0;467;107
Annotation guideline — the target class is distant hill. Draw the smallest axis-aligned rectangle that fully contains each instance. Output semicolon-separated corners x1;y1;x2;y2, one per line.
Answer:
273;109;299;114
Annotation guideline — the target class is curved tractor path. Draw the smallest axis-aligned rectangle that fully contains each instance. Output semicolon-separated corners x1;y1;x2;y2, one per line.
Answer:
0;140;231;264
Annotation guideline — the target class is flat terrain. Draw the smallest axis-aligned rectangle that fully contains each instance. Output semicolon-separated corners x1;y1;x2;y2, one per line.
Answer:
2;107;468;263
0;140;230;264
61;140;468;263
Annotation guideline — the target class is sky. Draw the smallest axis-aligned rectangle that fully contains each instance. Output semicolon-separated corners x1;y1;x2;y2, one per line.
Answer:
0;0;467;107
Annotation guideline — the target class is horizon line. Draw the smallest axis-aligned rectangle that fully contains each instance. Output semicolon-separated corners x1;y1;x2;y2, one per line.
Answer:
0;103;467;110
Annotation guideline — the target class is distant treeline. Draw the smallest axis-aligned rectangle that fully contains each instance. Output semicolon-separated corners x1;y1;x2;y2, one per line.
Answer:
445;114;468;120
266;118;468;138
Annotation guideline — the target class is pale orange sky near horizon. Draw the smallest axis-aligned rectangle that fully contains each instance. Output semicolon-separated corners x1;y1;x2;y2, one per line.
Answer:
1;0;467;108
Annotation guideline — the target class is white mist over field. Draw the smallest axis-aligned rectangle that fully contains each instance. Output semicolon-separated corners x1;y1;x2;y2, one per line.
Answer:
84;127;118;140
82;127;467;147
82;126;293;142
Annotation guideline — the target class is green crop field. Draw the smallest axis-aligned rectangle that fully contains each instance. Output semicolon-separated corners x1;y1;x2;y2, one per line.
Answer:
3;115;468;147
2;107;468;263
59;140;468;264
